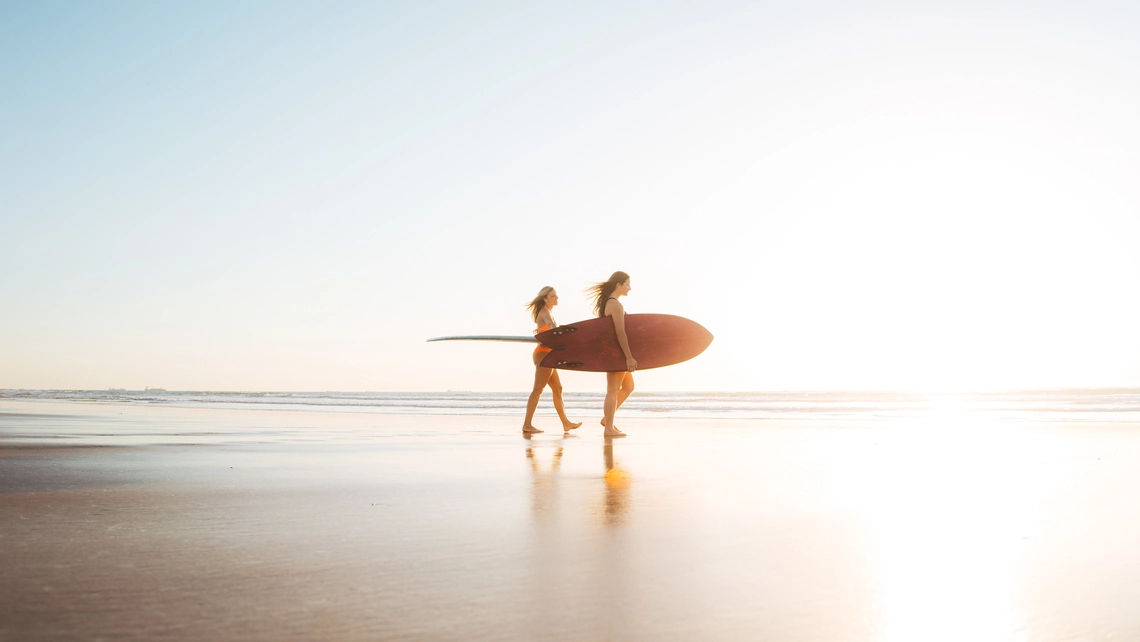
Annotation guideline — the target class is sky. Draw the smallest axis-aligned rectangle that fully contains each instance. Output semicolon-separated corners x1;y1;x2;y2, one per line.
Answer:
2;1;1140;393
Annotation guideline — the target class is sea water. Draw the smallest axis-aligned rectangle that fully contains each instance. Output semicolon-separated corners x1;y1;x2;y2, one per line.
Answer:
4;388;1140;422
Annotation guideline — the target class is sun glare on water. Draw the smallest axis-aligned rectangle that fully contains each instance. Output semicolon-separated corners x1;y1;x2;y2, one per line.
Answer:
829;399;1066;640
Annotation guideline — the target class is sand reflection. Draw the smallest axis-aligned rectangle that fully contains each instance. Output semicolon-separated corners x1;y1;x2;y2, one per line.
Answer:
523;437;633;529
526;442;563;524
602;438;631;527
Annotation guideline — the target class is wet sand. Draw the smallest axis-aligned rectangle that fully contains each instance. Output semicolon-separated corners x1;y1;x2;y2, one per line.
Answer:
3;400;1140;641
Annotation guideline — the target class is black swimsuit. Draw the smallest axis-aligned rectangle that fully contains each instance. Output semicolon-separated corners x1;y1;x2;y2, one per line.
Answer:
604;297;619;316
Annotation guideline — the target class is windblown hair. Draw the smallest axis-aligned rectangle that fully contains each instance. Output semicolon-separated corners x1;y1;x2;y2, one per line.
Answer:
526;286;555;323
587;271;630;317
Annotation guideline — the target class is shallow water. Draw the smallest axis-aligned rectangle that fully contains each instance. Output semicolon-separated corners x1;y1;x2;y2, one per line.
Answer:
3;401;1140;641
5;388;1140;422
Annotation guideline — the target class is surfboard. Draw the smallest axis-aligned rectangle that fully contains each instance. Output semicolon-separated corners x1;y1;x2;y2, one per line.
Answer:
536;314;713;372
426;335;538;343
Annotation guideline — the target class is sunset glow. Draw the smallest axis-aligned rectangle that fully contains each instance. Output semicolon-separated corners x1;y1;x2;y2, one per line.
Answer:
2;3;1139;393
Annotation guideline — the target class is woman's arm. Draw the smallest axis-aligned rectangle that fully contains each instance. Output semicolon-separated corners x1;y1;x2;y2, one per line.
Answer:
537;308;554;329
610;301;637;372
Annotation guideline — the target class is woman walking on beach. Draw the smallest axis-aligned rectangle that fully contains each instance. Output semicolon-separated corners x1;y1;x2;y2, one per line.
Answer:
522;287;583;435
589;272;636;438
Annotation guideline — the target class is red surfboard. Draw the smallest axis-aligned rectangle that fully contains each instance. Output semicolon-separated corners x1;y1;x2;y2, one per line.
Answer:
536;314;713;372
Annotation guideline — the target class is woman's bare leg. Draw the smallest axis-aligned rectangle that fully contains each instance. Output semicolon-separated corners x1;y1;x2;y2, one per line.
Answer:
523;356;554;434
603;371;626;437
547;370;581;431
600;372;635;431
616;372;634;410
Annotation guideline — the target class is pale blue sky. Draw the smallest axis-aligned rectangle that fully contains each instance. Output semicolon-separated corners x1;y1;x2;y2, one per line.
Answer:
3;1;1140;392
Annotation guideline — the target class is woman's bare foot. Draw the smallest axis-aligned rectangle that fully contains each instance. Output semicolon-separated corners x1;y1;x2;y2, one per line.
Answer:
602;419;625;437
522;426;544;435
562;421;582;432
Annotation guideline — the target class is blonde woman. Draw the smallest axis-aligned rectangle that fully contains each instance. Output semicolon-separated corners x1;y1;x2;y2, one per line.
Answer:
522;287;582;435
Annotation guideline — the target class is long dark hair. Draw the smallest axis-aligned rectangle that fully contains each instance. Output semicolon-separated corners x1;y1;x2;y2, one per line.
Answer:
587;271;629;317
525;286;555;322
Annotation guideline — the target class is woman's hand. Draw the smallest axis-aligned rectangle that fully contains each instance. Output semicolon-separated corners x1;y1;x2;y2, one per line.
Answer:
626;356;638;372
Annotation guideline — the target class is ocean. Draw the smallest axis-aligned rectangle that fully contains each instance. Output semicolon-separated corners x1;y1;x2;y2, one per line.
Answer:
4;388;1140;422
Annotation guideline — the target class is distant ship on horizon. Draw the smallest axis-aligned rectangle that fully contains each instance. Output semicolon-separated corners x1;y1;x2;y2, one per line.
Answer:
145;387;167;392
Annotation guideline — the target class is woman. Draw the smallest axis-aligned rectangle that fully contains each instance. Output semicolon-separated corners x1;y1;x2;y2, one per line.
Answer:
522;286;583;435
588;271;636;438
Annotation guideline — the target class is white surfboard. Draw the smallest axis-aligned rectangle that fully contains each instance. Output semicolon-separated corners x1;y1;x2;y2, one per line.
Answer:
427;335;538;343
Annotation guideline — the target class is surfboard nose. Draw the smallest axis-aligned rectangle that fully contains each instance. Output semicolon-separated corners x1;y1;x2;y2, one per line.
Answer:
683;319;715;357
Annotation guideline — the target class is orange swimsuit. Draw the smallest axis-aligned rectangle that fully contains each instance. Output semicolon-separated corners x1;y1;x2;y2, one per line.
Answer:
533;325;553;355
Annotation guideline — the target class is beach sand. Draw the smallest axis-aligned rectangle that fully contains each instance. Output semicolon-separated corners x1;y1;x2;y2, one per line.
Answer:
3;400;1140;641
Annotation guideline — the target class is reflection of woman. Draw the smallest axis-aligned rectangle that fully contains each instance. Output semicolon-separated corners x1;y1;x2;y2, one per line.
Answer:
527;443;563;523
602;439;630;526
522;287;582;435
589;272;636;438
